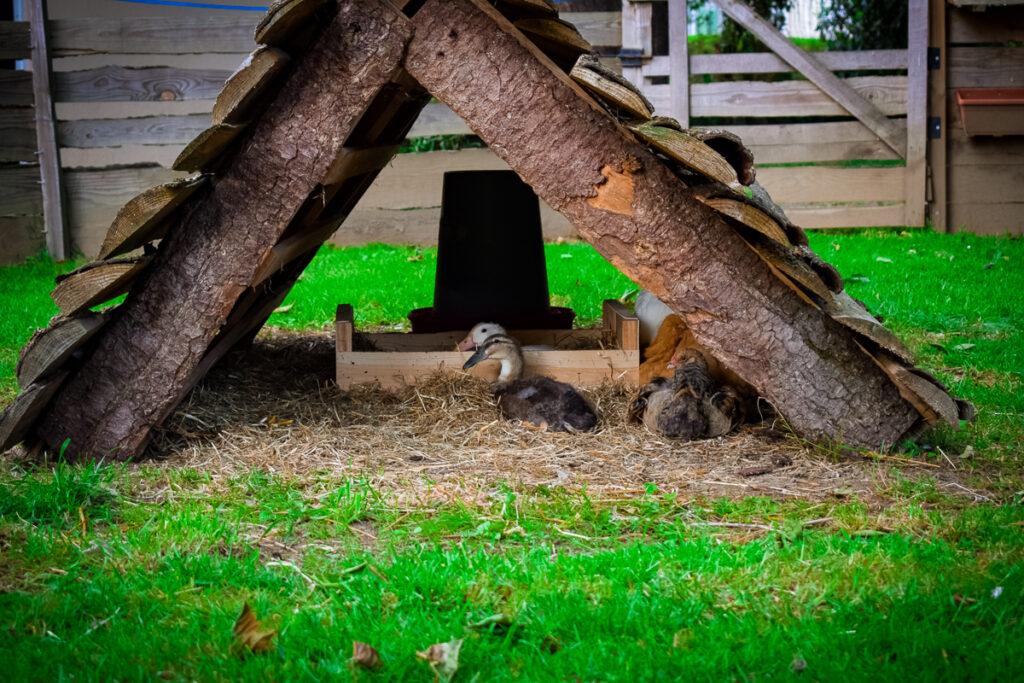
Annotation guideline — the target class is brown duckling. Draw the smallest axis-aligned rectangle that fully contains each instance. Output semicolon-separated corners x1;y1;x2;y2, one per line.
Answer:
462;334;598;432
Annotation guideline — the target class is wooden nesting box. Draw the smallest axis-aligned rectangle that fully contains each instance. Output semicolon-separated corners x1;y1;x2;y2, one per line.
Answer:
956;88;1024;137
336;300;640;389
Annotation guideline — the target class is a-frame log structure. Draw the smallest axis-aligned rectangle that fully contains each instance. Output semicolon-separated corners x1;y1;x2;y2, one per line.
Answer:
0;0;970;461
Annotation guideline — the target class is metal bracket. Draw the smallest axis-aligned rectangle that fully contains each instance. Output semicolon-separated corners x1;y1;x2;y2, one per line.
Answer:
928;47;941;71
619;48;643;68
928;116;942;139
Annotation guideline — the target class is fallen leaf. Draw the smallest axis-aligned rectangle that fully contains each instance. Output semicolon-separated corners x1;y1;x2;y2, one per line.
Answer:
952;343;975;352
233;603;276;654
875;256;892;263
417;638;463;682
272;303;293;314
352;641;382;669
952;593;977;606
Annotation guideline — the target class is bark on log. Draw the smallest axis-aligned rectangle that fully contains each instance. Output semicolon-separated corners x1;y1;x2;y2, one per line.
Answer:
35;0;413;461
404;0;918;448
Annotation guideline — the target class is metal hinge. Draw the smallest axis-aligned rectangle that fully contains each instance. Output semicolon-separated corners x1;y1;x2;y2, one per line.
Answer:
928;47;941;70
928;117;942;139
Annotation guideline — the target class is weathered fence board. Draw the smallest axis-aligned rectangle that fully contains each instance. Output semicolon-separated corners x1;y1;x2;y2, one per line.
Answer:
643;49;908;78
949;5;1024;43
947;46;1024;88
0;21;31;60
0;216;44;266
0;71;34;107
49;17;258;55
58;113;209;148
0;166;46;216
0;108;39;162
949;203;1024;235
54;66;231;103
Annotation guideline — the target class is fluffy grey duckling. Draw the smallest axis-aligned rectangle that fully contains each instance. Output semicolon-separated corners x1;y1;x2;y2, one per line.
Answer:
629;348;741;439
462;334;598;432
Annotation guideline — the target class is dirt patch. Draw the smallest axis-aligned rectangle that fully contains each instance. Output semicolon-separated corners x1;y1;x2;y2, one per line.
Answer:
138;330;980;506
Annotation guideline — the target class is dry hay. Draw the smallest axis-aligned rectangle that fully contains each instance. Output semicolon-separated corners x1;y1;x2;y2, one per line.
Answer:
132;329;991;507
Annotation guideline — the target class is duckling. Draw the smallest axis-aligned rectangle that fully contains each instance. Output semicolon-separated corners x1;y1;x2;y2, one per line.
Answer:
458;322;506;351
462;334;598;432
629;348;741;440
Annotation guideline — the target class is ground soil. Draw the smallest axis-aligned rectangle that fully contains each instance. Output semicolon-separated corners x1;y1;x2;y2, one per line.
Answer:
134;330;984;508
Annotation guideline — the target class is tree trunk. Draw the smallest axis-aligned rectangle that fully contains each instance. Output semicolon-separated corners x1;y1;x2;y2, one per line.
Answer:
404;0;918;448
34;0;414;461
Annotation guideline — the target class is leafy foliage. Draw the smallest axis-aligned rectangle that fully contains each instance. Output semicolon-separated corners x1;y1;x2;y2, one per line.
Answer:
818;0;908;51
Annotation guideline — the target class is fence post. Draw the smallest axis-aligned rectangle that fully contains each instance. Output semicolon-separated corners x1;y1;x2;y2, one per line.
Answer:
905;0;928;228
620;0;653;90
926;0;947;232
26;0;69;260
668;0;690;127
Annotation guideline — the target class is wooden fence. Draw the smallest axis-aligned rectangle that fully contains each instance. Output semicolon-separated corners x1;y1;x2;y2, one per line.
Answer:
0;0;1018;263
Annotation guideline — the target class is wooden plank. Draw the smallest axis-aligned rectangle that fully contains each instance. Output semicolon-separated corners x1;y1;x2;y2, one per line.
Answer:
0;21;32;60
98;174;209;258
667;0;689;127
699;197;790;244
0;215;45;267
948;125;1024;165
643;49;909;77
602;299;640;351
928;0;948;232
336;304;353;353
212;47;291;125
53;66;231;103
948;46;1024;88
0;71;33;106
352;328;605;353
779;202;907;229
571;60;653;119
630;121;741;189
561;10;621;46
709;0;908;157
0;373;68;452
57;113;210;148
172;123;245;172
49;17;257;56
0;166;44;216
321;144;402;186
338;349;641;389
0;108;40;162
407;102;473;137
948;202;1024;234
16;311;111;388
905;0;928;227
755;165;907;204
50;255;152;315
65;166;183;259
949;162;1024;200
723;121;901;163
255;0;329;48
620;0;653;89
28;0;70;261
647;76;909;118
949;5;1024;44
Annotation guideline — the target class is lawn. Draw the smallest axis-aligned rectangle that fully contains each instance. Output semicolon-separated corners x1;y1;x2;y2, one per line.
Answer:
1;230;1023;681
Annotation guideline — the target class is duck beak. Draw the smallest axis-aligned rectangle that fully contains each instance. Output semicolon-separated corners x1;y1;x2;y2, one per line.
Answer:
457;334;476;352
462;346;486;370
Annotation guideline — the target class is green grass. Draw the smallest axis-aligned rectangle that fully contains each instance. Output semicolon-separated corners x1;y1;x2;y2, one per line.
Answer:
2;231;1023;679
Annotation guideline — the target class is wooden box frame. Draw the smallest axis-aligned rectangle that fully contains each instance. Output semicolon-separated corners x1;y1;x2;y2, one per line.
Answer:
336;300;640;389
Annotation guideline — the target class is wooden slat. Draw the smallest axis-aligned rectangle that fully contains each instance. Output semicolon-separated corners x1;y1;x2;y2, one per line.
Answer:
779;202;906;229
948;202;1024;234
50;255;152;315
630;121;741;189
948;126;1024;165
53;66;231;103
646;76;909;118
407;102;472;137
338;349;640;389
0;216;45;267
560;10;621;46
321;144;402;186
49;17;257;56
756;165;907;204
0;108;40;162
0;21;32;60
0;373;68;452
335;304;353;353
949;162;1024;201
57;113;209;148
602;299;639;351
724;121;901;162
571;60;652;119
16;311;111;388
172;123;245;172
212;46;291;125
905;0;928;227
667;0;689;126
700;197;790;245
949;5;1024;44
353;328;604;352
99;174;208;258
643;50;909;78
28;0;70;261
0;71;34;107
620;0;652;89
255;0;329;48
710;0;908;156
948;46;1024;88
0;166;44;216
827;290;914;363
66;166;183;259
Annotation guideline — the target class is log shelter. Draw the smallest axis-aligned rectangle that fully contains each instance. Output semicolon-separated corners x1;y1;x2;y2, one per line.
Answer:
0;0;972;461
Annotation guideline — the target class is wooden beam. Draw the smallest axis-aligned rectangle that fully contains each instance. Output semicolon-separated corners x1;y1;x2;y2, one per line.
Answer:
905;0;928;228
404;0;919;448
34;0;416;461
708;0;908;158
0;20;32;60
928;0;948;232
667;0;689;127
27;0;70;260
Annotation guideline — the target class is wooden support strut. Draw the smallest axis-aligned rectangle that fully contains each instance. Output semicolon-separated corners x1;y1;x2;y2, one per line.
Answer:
403;0;918;448
33;0;415;461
